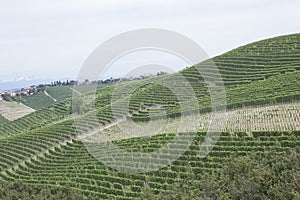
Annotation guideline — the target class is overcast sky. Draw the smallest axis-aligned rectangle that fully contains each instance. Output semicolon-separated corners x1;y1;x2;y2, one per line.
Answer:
0;0;299;88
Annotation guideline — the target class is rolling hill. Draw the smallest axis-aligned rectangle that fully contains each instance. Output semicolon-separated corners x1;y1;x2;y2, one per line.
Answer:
0;114;8;125
0;33;299;199
12;84;104;110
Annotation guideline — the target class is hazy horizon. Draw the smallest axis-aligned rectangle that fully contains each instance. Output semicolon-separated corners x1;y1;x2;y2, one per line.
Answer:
1;0;300;90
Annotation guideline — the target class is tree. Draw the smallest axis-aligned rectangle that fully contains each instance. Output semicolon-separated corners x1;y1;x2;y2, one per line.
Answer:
141;150;300;199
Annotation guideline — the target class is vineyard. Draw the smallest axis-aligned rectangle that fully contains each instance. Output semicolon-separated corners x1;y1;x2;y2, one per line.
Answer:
102;102;300;141
0;33;299;199
0;100;71;138
0;126;299;199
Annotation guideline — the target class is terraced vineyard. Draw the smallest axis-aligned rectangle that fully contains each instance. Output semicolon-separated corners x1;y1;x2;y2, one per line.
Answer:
0;127;299;199
0;33;299;199
0;100;71;138
205;33;300;85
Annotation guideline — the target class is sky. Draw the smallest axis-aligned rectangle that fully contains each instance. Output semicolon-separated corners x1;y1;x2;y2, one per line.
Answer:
0;0;300;90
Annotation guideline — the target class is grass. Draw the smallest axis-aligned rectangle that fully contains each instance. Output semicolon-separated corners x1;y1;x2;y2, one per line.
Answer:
22;93;55;110
0;114;9;125
5;102;24;108
45;86;73;101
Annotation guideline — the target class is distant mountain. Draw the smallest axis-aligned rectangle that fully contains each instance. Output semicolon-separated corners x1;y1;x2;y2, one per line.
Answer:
0;77;73;91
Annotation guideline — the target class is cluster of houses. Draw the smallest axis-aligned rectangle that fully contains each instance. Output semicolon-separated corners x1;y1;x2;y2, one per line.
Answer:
0;86;38;100
0;72;169;101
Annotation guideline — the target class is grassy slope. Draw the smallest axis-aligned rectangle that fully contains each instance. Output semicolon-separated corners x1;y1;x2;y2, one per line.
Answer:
22;93;55;110
45;86;73;102
17;84;106;110
0;114;8;125
45;84;102;102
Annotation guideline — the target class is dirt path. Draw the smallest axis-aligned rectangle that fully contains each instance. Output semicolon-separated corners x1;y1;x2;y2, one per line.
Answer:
44;90;57;102
69;87;82;96
77;119;124;141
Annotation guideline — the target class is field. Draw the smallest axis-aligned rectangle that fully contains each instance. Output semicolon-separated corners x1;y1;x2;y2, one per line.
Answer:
0;33;299;199
21;93;55;110
45;86;73;102
45;84;102;101
0;100;35;121
102;102;300;141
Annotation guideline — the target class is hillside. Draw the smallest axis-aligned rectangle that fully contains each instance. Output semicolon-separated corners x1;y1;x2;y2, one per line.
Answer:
0;33;299;199
0;114;8;125
10;84;104;110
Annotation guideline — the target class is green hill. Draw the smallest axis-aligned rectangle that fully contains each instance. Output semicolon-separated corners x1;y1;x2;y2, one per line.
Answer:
8;84;99;111
0;114;8;125
0;33;299;199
